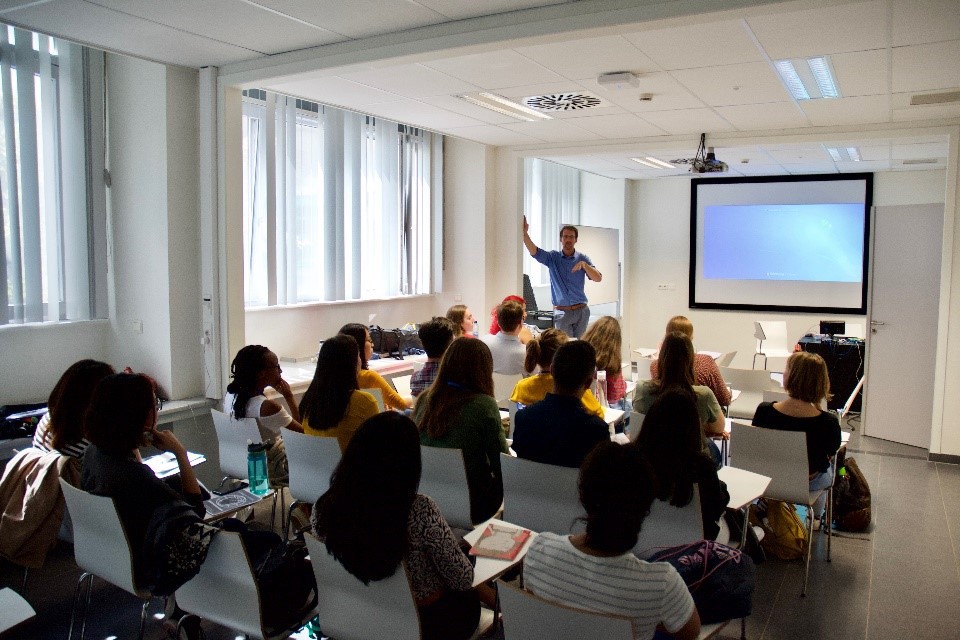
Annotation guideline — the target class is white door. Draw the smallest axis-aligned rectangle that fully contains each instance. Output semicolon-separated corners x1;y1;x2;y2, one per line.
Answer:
862;204;943;449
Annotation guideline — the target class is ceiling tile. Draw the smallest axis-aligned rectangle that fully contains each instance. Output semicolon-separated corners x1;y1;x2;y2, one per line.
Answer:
422;50;565;90
891;0;960;46
831;49;888;97
891;97;960;122
747;1;888;59
416;94;520;125
764;146;832;163
712;145;775;164
572;113;667;139
89;0;342;54
580;73;705;112
891;141;950;159
714;102;809;131
835;160;890;171
622;20;764;70
443;124;544;146
799;95;890;126
515;34;658;81
640;109;734;135
670;62;790;106
250;0;445;39
893;159;947;170
891;40;960;93
415;0;569;21
780;163;839;174
734;163;788;175
500;119;599;143
363;99;488;129
857;145;891;161
340;64;478;98
266;76;400;106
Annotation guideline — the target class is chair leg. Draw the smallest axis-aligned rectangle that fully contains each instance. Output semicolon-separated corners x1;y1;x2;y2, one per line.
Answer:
826;487;833;562
741;616;747;639
68;572;93;640
285;499;301;541
138;599;150;640
802;509;813;597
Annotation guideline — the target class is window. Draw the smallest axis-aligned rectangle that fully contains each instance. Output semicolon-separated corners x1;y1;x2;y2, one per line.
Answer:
523;158;581;286
241;90;441;307
0;26;105;324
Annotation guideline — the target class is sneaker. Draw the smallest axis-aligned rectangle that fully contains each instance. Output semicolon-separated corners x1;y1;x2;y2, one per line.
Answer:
289;503;312;535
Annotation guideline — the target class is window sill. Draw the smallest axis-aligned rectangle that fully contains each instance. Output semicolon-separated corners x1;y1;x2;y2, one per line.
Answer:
0;318;109;333
245;293;435;313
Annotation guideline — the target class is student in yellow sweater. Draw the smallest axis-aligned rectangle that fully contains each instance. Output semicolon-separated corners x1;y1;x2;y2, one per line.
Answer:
300;335;379;452
339;323;414;411
509;327;604;418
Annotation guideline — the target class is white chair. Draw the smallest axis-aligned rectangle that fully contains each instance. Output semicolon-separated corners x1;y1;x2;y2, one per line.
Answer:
729;421;832;596
627;411;645;442
211;408;283;531
500;454;583;535
418;446;474;529
391;374;412;398
304;533;420;640
717;350;737;367
282;428;342;537
752;321;793;370
493;372;523;406
507;402;519;439
0;587;35;635
843;323;865;338
59;479;153;640
762;389;790;404
720;366;783;420
175;530;317;640
632;486;704;559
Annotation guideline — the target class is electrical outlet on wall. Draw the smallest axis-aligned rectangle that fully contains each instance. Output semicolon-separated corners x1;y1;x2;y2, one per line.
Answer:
656;283;676;291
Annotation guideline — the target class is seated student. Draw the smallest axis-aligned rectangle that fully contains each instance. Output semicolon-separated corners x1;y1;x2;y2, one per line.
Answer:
300;335;379;452
411;317;456;398
581;316;627;407
312;412;495;640
634;388;729;540
512;341;609;468
33;359;115;459
509;328;604;419
481;300;527;375
488;294;534;344
446;304;476;338
752;351;841;520
650;316;731;407
339;323;413;410
523;442;700;640
413;338;508;524
224;345;302;488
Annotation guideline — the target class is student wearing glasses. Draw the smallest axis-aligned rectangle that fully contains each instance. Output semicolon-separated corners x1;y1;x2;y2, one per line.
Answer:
339;323;413;411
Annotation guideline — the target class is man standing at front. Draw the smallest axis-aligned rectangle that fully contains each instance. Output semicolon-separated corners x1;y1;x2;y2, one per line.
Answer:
522;216;602;338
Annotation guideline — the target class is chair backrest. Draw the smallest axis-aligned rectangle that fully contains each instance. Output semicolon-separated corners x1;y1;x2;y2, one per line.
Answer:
391;374;412;398
500;454;583;535
364;387;386;412
755;320;789;350
762;389;790;404
58;479;145;597
843;323;865;338
493;372;523;406
719;367;782;393
716;350;737;367
508;402;519;439
522;274;541;312
282;428;343;504
211;408;262;480
729;422;811;505
175;531;268;639
497;580;633;640
633;486;704;559
628;411;645;442
418;446;473;529
304;533;420;640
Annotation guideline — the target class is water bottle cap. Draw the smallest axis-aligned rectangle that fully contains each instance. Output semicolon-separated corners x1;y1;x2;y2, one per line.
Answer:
248;441;266;453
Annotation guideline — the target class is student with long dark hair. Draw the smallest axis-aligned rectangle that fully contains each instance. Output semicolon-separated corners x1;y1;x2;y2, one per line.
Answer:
33;359;115;459
413;337;508;524
522;442;700;640
338;323;413;410
312;413;494;640
634;388;729;540
300;335;378;452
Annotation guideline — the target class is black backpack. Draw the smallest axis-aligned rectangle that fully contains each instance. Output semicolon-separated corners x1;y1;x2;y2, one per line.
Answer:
833;454;871;532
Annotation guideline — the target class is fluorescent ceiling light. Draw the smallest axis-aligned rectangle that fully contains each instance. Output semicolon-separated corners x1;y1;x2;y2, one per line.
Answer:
824;146;861;162
631;157;675;169
775;56;840;100
458;92;552;122
846;147;861;162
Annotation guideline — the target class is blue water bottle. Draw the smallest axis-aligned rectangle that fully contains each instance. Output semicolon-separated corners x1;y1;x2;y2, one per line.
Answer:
247;440;269;496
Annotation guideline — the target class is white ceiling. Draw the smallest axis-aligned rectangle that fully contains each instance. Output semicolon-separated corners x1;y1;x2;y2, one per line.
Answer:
1;0;958;179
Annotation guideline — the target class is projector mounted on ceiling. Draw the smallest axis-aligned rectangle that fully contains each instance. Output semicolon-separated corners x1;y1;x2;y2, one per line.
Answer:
671;133;728;174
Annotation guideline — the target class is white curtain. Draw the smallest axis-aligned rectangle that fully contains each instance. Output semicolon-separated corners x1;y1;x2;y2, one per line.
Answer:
523;158;582;286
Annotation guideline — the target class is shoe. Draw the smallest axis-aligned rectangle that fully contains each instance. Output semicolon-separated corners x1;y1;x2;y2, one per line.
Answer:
289;503;312;535
751;525;765;543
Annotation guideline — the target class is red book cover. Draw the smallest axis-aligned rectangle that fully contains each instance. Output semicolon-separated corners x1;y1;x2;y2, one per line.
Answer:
469;524;532;560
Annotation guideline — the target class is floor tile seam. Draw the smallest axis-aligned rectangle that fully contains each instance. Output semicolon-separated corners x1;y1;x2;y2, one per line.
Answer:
757;561;788;640
863;453;879;640
844;448;929;462
936;464;960;585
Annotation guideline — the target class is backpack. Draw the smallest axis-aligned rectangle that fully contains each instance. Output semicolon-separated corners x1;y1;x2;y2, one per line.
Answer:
833;456;871;532
749;499;807;560
649;540;756;623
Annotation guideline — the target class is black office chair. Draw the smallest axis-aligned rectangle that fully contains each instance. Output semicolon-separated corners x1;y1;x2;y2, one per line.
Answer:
522;274;555;330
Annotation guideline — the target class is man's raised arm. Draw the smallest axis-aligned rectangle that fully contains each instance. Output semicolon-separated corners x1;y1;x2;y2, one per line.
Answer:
522;215;539;257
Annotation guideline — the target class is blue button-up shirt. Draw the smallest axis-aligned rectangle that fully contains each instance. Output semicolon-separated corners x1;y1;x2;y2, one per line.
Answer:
533;248;595;307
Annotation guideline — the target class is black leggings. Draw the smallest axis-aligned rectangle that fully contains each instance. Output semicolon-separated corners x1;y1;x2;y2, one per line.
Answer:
419;589;481;640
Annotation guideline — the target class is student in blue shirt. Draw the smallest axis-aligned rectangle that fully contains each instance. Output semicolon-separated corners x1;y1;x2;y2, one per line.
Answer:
522;216;602;338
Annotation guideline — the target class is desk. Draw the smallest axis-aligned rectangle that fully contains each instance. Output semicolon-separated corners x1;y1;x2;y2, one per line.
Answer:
267;355;427;404
464;518;538;587
718;466;772;550
0;588;35;634
798;336;865;411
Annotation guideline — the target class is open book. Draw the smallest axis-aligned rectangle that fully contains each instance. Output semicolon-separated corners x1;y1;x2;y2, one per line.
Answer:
469;523;532;561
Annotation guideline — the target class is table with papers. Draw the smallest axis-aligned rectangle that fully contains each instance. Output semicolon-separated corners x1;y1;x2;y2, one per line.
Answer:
464;518;538;587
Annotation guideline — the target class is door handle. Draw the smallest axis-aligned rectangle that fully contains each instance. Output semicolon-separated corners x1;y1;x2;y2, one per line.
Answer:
870;320;885;334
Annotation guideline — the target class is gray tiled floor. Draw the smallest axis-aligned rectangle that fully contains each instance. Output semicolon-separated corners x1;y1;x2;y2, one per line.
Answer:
3;412;960;639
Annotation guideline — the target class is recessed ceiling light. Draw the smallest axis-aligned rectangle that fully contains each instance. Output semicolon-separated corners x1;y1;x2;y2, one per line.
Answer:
824;145;861;162
458;92;552;122
630;157;675;169
775;56;840;100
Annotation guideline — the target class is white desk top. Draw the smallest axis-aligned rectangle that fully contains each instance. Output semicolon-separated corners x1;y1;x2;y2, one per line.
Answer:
718;466;772;510
464;518;538;587
0;588;35;634
603;407;625;426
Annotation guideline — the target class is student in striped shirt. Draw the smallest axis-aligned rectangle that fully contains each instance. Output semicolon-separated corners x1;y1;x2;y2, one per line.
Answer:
33;359;115;459
522;442;701;640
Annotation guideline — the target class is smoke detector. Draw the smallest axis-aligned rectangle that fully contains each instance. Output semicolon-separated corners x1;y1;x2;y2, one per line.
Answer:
597;71;639;90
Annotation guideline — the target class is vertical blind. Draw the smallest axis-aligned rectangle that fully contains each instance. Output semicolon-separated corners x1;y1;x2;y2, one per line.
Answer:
524;157;582;286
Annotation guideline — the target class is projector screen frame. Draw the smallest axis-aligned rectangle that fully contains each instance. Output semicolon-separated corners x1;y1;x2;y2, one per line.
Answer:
689;172;873;315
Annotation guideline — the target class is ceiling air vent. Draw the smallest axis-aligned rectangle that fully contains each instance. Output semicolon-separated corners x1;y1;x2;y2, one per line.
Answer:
910;91;960;106
902;159;939;165
523;92;604;112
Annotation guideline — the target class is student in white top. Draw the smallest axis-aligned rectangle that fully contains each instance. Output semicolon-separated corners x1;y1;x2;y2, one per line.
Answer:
522;441;700;640
482;300;527;375
223;345;303;488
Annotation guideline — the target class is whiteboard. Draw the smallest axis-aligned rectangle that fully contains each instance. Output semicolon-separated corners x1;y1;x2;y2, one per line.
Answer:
562;224;620;307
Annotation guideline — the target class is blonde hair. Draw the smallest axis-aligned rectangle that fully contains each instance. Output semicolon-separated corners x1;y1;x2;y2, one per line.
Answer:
665;315;694;339
581;316;622;377
783;351;831;404
524;328;568;374
446;304;468;337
